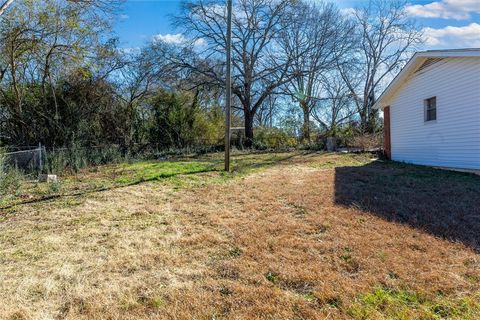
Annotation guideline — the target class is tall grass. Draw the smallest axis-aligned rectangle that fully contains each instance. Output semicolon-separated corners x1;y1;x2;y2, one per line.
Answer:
0;149;23;197
46;144;125;174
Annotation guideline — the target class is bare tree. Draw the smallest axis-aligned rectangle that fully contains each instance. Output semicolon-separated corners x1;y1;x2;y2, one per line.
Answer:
280;2;354;142
174;0;298;147
338;0;422;133
112;48;161;151
255;94;278;127
312;73;356;136
0;0;13;16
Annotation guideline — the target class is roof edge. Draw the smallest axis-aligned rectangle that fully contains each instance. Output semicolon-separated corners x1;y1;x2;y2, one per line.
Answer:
373;48;480;110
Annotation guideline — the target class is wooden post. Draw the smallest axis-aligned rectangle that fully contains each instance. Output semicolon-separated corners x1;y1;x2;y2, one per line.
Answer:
38;142;43;172
224;0;233;172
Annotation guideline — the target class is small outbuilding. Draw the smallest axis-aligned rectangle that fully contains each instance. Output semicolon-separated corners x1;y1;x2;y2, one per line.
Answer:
374;48;480;170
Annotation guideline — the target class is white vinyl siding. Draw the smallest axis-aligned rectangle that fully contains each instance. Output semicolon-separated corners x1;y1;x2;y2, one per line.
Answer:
389;57;480;170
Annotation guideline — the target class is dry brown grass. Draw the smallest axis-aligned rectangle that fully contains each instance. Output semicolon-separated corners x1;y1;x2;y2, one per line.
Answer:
0;152;479;319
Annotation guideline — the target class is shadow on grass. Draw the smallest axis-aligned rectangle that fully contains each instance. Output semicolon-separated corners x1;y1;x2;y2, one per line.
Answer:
0;151;300;211
229;151;301;172
334;161;480;251
0;168;216;211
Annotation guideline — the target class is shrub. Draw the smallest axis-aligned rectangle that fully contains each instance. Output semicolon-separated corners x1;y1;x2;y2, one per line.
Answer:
46;147;87;174
46;149;68;175
298;140;324;151
46;144;125;175
0;149;23;196
253;127;297;150
335;125;356;147
350;133;383;151
87;146;124;166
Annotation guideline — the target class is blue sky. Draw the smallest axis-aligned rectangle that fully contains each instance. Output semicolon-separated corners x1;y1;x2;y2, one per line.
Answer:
114;0;480;50
114;0;179;49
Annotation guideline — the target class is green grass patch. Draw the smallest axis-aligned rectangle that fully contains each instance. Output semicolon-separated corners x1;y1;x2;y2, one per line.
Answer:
265;271;279;284
0;151;299;209
228;247;242;258
114;160;215;184
349;287;480;320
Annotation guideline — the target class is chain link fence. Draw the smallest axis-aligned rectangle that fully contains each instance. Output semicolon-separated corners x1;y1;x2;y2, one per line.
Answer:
3;144;46;171
2;139;229;174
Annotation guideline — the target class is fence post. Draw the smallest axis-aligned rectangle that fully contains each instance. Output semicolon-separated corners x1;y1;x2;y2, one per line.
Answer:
38;142;43;172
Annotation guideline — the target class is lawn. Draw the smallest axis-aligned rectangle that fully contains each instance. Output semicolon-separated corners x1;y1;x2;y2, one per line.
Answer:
0;152;479;319
0;152;297;209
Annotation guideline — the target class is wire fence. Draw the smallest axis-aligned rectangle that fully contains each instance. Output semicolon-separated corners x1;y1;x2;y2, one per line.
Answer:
1;125;247;174
2;141;226;174
3;143;46;171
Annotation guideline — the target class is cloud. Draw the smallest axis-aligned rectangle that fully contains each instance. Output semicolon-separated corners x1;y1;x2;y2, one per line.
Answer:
118;47;141;55
406;0;480;20
340;7;356;17
423;22;480;47
152;33;206;47
119;14;129;20
153;33;186;44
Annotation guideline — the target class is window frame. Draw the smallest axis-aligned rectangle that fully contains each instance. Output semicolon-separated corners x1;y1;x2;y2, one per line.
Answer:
424;96;437;123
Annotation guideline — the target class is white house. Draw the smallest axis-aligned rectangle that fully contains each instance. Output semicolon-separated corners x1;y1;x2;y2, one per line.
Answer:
373;48;480;170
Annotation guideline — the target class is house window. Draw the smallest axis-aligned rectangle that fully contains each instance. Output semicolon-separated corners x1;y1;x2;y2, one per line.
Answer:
424;96;436;122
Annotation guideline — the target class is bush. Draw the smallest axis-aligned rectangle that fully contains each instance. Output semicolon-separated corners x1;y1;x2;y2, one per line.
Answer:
46;149;68;174
46;143;125;175
335;126;356;147
298;140;324;151
87;146;124;166
0;149;23;196
350;133;383;151
147;91;224;150
253;127;297;150
46;145;88;174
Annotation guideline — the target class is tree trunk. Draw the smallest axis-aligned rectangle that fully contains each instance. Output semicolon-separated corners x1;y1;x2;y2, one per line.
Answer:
188;89;199;130
367;107;378;133
301;101;310;142
359;109;368;133
244;111;254;148
365;92;377;133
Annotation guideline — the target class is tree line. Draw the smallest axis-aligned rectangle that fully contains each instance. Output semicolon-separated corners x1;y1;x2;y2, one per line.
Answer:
0;0;422;153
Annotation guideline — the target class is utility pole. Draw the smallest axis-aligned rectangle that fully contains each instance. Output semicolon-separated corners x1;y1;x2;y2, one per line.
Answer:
224;0;233;172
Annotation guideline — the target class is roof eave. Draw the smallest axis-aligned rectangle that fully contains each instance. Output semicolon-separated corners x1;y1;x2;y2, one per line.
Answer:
373;53;424;110
373;48;480;110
